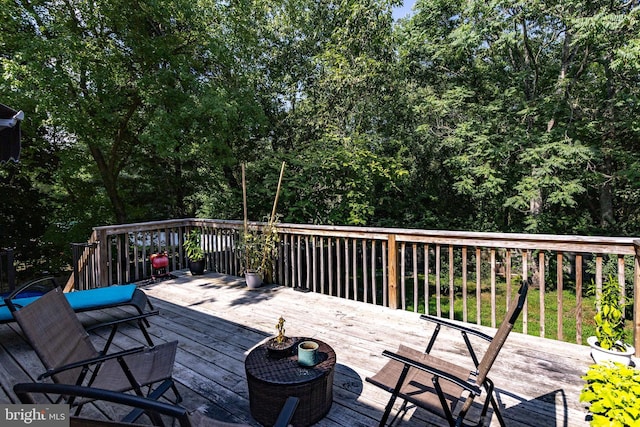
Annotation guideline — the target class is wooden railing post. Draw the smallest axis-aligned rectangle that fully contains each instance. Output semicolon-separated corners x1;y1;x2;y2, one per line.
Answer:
633;240;640;356
388;234;399;309
97;228;109;286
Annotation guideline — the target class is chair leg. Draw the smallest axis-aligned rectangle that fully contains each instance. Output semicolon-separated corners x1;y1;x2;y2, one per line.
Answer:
481;378;506;427
432;377;456;427
379;364;411;427
122;380;174;424
171;382;182;404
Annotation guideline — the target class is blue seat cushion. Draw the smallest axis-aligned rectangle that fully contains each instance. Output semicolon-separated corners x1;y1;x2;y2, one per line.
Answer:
0;296;41;322
64;284;137;311
0;284;137;322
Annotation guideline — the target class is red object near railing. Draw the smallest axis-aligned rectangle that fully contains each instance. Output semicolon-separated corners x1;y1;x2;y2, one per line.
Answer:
150;253;170;280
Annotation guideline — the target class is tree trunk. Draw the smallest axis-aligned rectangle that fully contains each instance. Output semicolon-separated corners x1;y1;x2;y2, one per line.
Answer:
88;144;127;223
600;172;614;228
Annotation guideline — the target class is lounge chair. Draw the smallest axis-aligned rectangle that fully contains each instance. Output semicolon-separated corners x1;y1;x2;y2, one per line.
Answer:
14;382;300;427
8;287;181;421
366;280;529;427
2;277;157;345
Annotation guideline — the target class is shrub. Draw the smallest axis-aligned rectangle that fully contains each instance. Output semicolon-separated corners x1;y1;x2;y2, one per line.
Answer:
183;229;204;261
580;362;640;427
592;276;628;351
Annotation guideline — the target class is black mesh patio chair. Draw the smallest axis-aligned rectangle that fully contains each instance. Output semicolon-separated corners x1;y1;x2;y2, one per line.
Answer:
366;280;529;427
7;287;181;421
14;382;299;427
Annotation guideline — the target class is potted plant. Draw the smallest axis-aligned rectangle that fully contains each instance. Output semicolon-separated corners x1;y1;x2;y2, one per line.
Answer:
183;229;205;275
580;361;640;426
587;275;634;365
237;218;279;288
265;316;295;358
239;161;285;289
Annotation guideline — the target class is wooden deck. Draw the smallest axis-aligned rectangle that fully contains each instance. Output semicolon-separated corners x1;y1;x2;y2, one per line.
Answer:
0;271;597;426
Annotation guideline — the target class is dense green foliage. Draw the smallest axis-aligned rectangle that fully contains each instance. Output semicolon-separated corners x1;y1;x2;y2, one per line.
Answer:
1;0;639;275
581;362;640;427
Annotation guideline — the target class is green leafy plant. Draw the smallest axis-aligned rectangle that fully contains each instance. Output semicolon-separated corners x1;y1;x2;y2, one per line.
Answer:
580;362;640;427
591;276;628;351
183;229;204;261
237;218;279;279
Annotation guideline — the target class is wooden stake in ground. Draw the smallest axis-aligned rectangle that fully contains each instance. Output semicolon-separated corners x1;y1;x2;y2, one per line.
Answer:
270;161;286;224
242;163;248;269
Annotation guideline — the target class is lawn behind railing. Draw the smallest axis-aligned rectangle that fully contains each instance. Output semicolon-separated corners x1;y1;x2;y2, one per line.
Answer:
68;218;640;354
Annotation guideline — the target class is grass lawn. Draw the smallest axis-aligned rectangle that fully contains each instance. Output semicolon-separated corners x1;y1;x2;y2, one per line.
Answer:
400;276;633;346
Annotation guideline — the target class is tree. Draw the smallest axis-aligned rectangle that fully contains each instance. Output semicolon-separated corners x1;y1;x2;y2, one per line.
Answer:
247;0;410;225
2;0;258;224
399;0;640;234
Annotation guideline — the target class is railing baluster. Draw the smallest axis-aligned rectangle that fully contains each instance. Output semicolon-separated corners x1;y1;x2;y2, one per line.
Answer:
400;242;406;311
353;239;358;301
449;245;454;320
363;240;368;304
595;255;603;311
387;236;397;309
506;250;512;309
383;240;389;308
305;235;311;291
297;235;302;289
344;238;350;300
424;244;430;315
328;237;333;296
462;246;467;323
371;240;376;305
557;253;563;341
522;249;529;335
318;236;325;294
618;254;626;318
491;248;496;328
413;243;418;313
336;237;342;298
313;236;318;294
576;254;583;344
435;244;441;318
475;247;481;325
634;241;640;354
539;251;545;338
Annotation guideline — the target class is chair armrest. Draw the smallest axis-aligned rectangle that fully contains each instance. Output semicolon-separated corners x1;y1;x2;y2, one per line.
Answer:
2;277;58;309
420;314;493;342
85;310;159;349
273;396;299;427
14;383;189;423
15;383;297;427
381;349;481;396
85;310;159;333
38;346;148;381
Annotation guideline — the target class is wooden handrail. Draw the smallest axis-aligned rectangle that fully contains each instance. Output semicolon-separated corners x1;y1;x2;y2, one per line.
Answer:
74;218;639;355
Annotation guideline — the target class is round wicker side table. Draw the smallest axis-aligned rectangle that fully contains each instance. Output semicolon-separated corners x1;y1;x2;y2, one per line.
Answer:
245;337;336;427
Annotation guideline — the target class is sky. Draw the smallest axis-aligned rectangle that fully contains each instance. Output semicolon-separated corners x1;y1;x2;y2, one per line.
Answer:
392;0;416;21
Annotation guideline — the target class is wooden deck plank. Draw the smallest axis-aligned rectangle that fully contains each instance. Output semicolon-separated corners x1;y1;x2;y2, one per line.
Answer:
0;271;594;426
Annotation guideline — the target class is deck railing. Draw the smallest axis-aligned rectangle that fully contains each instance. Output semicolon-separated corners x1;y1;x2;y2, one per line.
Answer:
68;218;640;354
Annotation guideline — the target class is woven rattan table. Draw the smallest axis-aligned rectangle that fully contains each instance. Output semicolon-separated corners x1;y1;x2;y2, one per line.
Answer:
245;337;336;426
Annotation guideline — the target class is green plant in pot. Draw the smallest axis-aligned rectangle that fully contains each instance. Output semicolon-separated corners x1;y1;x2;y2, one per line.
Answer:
580;361;640;426
237;218;279;288
587;276;634;365
183;229;205;275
